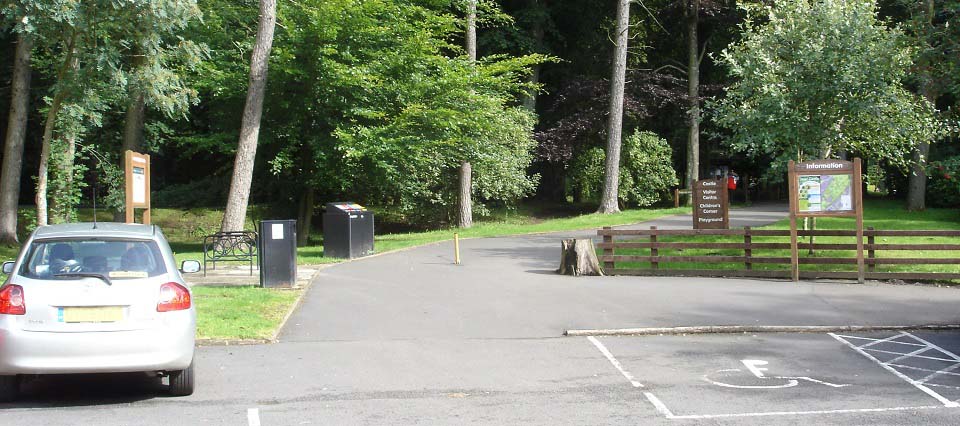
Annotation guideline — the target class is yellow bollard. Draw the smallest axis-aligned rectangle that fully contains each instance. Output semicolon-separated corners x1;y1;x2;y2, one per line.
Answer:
454;233;461;265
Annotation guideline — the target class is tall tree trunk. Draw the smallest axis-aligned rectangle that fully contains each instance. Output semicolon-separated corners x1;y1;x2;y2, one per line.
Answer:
458;0;478;228
466;0;477;60
521;64;541;112
36;33;77;227
296;189;314;247
122;51;147;154
597;0;630;214
906;0;937;212
521;0;545;113
0;34;32;244
458;161;472;228
116;85;146;222
221;0;277;232
685;0;700;199
36;94;69;228
122;91;146;154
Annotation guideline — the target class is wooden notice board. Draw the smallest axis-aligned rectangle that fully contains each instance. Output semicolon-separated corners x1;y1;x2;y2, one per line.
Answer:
787;158;864;282
692;179;729;229
125;150;151;224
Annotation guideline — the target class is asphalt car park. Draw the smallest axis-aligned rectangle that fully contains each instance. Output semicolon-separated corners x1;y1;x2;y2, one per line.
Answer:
6;331;960;425
4;209;960;424
586;331;960;424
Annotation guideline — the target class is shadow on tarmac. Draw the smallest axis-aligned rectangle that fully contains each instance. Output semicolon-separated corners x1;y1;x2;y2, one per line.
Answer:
1;372;167;409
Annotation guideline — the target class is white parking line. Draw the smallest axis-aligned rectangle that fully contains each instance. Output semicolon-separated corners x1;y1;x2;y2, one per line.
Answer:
643;392;675;417
889;363;960;378
830;333;960;408
862;348;957;363
659;405;944;420
858;332;911;349
247;408;261;426
585;333;960;420
586;336;644;388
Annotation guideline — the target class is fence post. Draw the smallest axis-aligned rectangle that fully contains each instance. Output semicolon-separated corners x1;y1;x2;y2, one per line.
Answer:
602;226;615;272
650;226;659;270
867;227;875;273
744;226;752;271
674;188;680;208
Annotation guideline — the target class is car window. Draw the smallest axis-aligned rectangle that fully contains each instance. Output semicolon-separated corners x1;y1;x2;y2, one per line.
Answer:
19;239;168;279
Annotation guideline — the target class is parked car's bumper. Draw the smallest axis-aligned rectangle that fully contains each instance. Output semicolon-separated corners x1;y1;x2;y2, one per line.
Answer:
0;314;194;374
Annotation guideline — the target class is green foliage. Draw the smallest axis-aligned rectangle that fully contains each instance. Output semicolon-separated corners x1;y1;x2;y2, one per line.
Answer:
712;0;942;177
2;0;206;221
48;139;87;224
570;147;605;202
927;157;960;207
571;130;678;207
264;0;545;223
891;0;960;111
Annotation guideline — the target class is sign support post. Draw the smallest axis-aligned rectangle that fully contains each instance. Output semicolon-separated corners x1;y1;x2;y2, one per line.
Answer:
788;161;799;282
853;158;864;283
124;150;151;224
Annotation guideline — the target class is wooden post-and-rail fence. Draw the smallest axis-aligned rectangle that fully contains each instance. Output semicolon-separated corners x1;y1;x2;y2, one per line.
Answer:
597;227;960;282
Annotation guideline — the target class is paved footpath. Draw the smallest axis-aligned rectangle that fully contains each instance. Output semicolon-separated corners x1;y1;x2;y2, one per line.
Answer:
7;205;960;425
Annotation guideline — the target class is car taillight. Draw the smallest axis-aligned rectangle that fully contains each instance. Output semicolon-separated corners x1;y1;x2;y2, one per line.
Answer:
0;285;25;315
157;282;191;312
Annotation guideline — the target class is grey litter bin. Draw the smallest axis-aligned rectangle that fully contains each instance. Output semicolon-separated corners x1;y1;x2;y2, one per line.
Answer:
323;202;374;259
259;220;297;288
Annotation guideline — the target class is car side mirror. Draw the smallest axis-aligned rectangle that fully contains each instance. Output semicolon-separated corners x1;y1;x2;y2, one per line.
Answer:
180;260;201;274
1;261;14;275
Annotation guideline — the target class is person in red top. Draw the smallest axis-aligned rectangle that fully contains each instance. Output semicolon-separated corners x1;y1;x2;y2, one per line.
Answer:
727;172;738;191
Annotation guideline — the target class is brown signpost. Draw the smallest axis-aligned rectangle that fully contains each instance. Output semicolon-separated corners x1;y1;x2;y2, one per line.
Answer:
692;179;729;229
787;158;864;283
125;150;151;224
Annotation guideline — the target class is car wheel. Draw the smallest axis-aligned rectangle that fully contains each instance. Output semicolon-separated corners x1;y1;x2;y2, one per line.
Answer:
0;375;19;402
168;361;195;396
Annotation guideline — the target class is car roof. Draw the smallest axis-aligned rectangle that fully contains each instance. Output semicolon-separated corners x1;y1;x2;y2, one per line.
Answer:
32;222;158;240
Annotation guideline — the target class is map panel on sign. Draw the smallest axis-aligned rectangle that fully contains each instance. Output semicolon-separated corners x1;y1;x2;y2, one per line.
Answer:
798;174;852;213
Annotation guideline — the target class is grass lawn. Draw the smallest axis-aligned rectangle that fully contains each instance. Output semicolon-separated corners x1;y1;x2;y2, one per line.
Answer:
163;205;691;265
610;199;960;278
192;286;303;341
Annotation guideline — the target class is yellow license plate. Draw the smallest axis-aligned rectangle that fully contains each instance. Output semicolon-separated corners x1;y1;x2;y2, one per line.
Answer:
61;306;124;323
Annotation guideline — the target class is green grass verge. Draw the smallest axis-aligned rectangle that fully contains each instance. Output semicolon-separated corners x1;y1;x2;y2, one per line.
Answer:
192;286;303;341
164;205;692;265
371;206;691;254
611;199;960;277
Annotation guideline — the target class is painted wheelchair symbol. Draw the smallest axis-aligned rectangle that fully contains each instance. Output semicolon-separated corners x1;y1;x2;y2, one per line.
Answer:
703;359;850;389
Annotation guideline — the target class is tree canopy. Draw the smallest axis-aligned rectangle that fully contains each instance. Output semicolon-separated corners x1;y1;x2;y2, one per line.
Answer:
2;0;960;237
713;0;942;175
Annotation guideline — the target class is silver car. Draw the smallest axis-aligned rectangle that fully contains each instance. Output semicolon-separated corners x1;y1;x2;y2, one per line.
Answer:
0;223;200;401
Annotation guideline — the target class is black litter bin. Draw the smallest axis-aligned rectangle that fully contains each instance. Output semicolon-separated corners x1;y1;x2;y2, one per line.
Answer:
323;202;374;258
259;220;297;288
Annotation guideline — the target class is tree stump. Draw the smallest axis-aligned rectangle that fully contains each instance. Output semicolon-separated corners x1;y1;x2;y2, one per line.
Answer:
558;239;604;276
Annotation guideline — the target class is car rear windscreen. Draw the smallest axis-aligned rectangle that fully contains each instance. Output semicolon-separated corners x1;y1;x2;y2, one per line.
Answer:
19;239;168;279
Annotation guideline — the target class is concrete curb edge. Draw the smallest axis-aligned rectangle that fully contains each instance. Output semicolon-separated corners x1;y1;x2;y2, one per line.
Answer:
563;324;960;337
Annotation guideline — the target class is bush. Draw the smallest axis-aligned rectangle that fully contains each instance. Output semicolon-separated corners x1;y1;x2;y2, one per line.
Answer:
570;130;679;207
927;158;960;207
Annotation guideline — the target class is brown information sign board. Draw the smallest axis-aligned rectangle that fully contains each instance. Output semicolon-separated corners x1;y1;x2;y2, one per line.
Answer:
791;160;856;216
125;150;151;224
692;179;729;229
787;158;864;283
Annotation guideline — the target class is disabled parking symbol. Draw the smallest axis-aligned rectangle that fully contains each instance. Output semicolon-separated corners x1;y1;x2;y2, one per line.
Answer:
704;359;851;389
